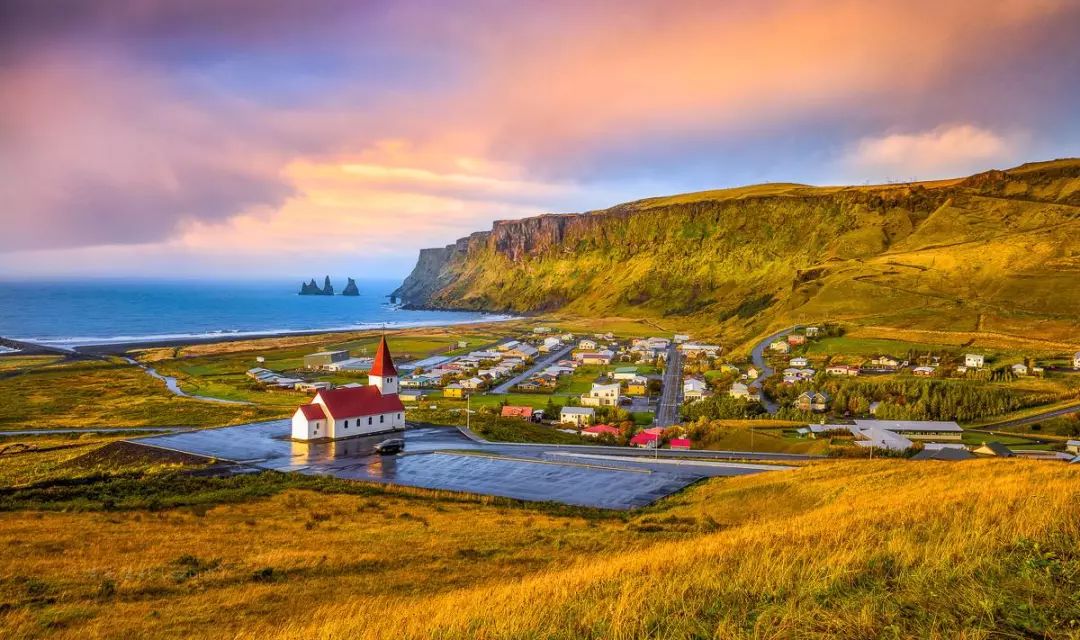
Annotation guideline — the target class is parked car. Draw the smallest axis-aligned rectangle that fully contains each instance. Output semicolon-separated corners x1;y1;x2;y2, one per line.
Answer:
374;438;405;455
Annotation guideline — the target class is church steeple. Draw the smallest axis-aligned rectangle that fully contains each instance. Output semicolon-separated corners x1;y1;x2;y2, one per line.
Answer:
368;335;399;395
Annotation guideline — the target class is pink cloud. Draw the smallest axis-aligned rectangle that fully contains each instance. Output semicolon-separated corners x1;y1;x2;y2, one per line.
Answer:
843;124;1019;180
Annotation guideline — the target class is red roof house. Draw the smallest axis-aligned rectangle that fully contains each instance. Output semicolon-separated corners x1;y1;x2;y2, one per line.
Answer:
629;432;660;448
582;424;621;437
669;438;692;450
500;405;534;420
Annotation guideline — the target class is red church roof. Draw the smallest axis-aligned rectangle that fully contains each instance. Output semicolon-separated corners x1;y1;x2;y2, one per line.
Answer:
297;403;326;420
369;335;398;376
314;386;404;419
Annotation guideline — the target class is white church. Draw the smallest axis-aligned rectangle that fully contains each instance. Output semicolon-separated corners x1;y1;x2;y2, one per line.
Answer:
291;336;406;441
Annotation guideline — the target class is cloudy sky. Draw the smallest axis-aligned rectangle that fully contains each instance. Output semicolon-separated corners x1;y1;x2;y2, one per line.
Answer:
1;0;1078;280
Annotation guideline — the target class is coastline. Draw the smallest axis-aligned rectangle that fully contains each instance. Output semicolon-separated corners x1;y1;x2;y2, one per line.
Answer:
10;314;524;356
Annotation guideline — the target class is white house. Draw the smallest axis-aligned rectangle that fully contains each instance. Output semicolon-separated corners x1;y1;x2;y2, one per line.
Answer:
683;377;709;403
578;339;598;351
789;357;809;368
560;406;595;427
1073;352;1080;370
729;382;749;399
964;354;985;368
612;367;640;380
581;382;621;407
291;336;405;441
1011;363;1029;376
769;340;791;354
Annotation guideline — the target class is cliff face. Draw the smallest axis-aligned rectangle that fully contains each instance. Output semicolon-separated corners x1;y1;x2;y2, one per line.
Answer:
394;159;1080;342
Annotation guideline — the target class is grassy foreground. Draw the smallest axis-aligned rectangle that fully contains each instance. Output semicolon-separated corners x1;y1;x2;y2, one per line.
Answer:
1;438;1077;639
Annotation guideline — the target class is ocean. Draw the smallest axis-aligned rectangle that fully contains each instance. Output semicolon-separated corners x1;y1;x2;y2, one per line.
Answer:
0;279;509;348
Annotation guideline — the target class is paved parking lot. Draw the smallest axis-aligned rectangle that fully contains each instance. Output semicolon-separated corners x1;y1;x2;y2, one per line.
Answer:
133;421;795;509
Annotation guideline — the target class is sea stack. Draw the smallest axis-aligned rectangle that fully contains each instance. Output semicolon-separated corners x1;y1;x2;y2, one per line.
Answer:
342;278;360;296
299;276;335;295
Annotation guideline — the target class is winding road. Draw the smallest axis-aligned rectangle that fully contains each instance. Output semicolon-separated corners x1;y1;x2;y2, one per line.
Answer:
748;325;800;414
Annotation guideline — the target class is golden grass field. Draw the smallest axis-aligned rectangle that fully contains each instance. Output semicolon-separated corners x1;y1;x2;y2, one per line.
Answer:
1;435;1077;639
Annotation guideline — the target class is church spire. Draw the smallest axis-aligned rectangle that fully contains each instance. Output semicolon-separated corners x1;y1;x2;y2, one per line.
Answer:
369;335;397;377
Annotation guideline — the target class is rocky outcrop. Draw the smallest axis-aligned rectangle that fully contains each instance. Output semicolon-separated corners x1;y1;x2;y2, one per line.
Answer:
299;276;334;296
342;278;360;296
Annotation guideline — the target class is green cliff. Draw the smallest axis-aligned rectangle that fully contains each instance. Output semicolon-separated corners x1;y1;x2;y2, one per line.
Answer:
395;159;1080;344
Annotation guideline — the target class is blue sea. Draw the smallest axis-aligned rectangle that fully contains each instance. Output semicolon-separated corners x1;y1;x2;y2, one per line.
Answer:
0;279;510;348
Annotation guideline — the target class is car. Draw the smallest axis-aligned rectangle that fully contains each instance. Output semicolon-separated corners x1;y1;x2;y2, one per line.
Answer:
373;438;405;455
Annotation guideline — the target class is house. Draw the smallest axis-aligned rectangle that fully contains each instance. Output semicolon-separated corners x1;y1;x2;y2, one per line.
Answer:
303;350;350;369
964;354;985;368
746;366;760;379
729;382;750;399
578;351;614;366
505;345;539;360
1074;352;1080;370
853;419;963;441
629;431;660;448
540;336;562;352
805;326;821;338
912;366;936;377
1032;366;1045;376
794;390;829;412
581;382;621;407
612;366;640;380
826;364;859;376
680;343;721;358
869;355;900;370
789;357;809;368
560;406;595;427
443;383;465;398
673;334;690;344
578;339;598;351
769;340;791;354
973;441;1014;457
400;374;437;389
669;437;692;450
911;447;974;461
786;334;807;346
581;424;621;438
500;405;534;420
533;326;552;334
868;401;881;415
1011;363;1029;376
459;377;485;390
292;337;405;441
1065;440;1080;455
626;377;649;396
683;377;709;403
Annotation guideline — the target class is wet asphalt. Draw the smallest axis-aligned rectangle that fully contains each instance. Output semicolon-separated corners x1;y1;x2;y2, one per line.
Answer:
130;421;798;510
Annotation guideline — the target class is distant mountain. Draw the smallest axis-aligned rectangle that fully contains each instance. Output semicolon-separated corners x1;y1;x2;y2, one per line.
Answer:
394;159;1080;345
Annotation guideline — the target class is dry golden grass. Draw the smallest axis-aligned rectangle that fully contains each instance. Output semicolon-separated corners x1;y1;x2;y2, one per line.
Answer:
270;460;1080;640
1;457;1078;639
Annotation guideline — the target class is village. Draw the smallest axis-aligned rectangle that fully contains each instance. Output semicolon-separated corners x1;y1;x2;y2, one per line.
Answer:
234;322;1080;464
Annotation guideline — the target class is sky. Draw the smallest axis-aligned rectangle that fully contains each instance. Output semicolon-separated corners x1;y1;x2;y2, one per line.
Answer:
1;0;1078;280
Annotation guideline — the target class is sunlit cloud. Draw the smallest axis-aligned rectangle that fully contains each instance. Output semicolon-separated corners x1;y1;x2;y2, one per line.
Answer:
842;124;1020;181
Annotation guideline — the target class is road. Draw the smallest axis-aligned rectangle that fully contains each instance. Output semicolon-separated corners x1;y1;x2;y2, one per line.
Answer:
654;344;684;427
969;402;1080;433
748;325;800;414
489;344;574;394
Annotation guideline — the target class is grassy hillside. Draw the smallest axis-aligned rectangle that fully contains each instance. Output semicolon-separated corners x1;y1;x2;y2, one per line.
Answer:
1;438;1077;639
401;159;1080;349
